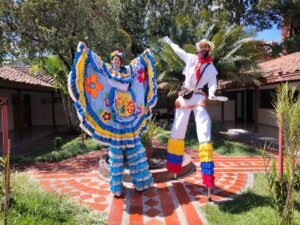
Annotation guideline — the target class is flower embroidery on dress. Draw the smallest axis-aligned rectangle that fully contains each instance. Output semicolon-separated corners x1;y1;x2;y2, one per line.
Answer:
115;92;135;117
100;111;112;122
126;101;135;114
137;69;147;83
85;74;103;98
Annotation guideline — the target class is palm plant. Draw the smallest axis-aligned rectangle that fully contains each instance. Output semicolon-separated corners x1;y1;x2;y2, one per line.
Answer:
263;84;300;225
141;120;170;158
155;10;261;96
272;84;300;225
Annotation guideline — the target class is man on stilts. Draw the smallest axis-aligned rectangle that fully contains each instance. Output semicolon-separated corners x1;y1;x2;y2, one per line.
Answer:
162;36;219;199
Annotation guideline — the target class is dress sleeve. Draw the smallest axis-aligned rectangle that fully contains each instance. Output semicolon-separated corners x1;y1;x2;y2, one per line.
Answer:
128;49;157;120
130;49;151;74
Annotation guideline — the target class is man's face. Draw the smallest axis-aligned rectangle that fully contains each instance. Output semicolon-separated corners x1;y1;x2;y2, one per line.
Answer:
199;43;210;58
111;56;121;69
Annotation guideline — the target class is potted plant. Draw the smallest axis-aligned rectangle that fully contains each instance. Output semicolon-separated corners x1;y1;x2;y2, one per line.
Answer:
141;120;170;159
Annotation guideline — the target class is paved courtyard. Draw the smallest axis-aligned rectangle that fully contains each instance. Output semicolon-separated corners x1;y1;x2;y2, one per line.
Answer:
27;149;280;225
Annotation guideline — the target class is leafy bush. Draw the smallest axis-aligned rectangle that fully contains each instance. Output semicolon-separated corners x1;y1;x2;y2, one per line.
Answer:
53;136;63;150
141;121;170;148
0;172;106;224
264;84;300;225
12;137;102;164
35;137;101;162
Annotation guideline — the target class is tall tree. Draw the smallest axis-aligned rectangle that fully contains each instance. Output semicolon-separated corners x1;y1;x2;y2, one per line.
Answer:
116;0;211;55
0;0;131;69
275;0;300;53
0;27;5;64
0;0;131;132
210;0;280;31
264;0;300;38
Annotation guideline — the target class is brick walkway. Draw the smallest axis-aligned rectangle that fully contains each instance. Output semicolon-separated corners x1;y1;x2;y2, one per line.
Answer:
27;150;280;225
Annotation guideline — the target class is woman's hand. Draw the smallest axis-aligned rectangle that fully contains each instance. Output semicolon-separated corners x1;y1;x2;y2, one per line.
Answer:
78;41;89;52
143;48;151;55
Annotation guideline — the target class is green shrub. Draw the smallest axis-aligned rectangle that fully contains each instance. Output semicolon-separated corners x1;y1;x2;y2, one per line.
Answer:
53;136;63;150
12;137;102;164
0;172;106;224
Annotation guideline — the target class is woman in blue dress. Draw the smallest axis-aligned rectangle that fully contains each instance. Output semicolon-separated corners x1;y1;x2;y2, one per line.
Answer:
68;42;157;196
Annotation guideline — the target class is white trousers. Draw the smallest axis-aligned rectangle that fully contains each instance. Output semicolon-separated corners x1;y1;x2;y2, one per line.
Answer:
171;105;211;143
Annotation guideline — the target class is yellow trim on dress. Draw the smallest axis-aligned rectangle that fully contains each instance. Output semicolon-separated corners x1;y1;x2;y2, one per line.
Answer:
76;52;88;108
142;54;154;115
74;52;155;140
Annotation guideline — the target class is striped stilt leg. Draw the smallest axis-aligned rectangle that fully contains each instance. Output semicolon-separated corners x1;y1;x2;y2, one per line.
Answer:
198;142;215;188
126;142;153;191
108;146;125;196
166;139;185;174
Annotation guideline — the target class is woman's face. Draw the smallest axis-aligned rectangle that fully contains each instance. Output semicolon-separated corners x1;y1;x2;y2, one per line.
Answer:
111;56;121;70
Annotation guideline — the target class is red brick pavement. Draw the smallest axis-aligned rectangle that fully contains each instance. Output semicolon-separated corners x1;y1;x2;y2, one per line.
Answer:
27;150;281;225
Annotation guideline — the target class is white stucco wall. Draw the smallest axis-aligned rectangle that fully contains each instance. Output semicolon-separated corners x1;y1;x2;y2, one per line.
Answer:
207;103;221;121
258;108;277;127
224;100;235;121
257;82;300;127
207;100;235;121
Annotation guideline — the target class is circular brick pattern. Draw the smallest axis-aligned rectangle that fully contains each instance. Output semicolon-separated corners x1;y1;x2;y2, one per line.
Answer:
27;150;275;225
99;152;194;182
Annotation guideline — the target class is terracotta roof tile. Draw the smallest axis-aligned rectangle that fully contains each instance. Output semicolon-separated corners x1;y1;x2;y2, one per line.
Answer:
0;66;54;87
259;52;300;77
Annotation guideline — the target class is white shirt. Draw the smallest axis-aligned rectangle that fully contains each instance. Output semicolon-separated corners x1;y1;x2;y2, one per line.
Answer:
169;42;218;97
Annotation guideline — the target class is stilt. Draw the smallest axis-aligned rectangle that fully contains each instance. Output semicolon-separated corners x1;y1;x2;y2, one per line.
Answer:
173;173;177;180
208;187;212;202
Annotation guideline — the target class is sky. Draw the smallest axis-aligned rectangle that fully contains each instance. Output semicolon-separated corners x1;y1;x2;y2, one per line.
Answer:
255;26;282;43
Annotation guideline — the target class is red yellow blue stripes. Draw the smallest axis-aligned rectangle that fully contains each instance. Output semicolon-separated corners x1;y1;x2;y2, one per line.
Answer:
198;143;215;187
166;139;184;173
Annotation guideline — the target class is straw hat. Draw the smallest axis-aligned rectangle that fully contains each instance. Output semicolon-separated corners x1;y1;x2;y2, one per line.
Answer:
196;39;215;52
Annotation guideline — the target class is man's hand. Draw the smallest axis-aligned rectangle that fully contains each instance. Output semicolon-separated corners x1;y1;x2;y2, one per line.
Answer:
161;36;172;45
208;95;215;100
208;95;228;102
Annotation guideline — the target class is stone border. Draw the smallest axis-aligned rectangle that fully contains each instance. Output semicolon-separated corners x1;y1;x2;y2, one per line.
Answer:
98;147;194;183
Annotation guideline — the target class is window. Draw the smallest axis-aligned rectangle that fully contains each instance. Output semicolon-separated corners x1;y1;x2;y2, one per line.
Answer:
260;89;276;109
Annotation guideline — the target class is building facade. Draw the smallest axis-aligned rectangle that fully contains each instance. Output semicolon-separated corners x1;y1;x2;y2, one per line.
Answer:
0;66;67;140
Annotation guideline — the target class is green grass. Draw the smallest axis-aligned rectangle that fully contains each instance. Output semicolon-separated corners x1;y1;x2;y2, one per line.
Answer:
11;137;102;164
156;122;260;156
0;172;106;225
202;174;300;225
184;123;260;156
213;135;261;156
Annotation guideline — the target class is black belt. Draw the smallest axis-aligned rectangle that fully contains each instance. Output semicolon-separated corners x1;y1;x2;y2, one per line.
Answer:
194;88;206;96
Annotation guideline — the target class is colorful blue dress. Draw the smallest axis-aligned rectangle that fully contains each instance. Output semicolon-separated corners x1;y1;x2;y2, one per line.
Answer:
68;42;157;195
